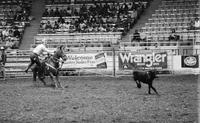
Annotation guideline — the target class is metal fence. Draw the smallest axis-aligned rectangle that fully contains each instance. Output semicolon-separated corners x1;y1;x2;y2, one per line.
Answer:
3;48;200;78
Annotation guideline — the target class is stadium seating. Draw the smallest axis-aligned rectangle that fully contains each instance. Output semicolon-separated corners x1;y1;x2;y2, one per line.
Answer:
126;0;200;51
33;32;122;51
33;0;151;51
0;0;32;49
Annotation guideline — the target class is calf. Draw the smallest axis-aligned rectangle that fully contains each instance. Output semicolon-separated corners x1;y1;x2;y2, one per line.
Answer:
133;70;159;95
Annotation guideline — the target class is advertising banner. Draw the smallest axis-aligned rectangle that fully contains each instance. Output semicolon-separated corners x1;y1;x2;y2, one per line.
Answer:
181;55;199;68
119;52;168;70
63;52;107;69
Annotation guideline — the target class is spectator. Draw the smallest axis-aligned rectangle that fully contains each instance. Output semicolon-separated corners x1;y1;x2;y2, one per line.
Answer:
79;21;87;32
43;9;49;17
53;21;59;30
2;28;9;40
13;27;21;38
5;38;14;49
1;20;7;26
73;8;79;16
132;29;141;42
168;29;180;41
58;16;65;24
66;7;72;16
0;46;7;80
54;8;60;17
49;9;55;17
98;24;106;32
45;21;53;33
194;17;200;29
8;29;14;37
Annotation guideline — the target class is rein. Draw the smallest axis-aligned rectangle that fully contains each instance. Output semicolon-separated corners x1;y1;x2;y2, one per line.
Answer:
44;55;64;70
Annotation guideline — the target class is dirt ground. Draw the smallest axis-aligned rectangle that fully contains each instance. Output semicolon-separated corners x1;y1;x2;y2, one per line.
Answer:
0;74;198;123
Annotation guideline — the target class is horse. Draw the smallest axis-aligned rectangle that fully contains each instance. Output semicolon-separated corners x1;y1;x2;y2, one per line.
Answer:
133;69;159;95
31;46;66;88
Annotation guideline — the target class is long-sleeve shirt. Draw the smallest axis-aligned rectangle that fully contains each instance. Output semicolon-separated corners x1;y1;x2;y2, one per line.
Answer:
33;44;51;55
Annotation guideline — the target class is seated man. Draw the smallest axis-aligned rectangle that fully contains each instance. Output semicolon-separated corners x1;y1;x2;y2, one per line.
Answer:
189;17;200;30
194;17;200;29
168;29;180;41
132;29;141;42
13;27;21;38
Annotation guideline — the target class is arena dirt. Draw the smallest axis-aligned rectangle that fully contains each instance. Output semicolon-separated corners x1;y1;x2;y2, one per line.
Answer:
0;75;198;123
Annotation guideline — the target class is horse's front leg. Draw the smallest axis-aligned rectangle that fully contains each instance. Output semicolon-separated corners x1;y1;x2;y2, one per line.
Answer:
55;75;62;88
49;73;57;88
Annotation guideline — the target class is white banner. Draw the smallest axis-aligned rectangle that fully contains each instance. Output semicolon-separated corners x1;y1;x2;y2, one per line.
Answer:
63;52;107;69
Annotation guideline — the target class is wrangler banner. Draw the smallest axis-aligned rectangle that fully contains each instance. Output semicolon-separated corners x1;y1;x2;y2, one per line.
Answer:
62;52;107;69
119;52;168;70
181;55;199;68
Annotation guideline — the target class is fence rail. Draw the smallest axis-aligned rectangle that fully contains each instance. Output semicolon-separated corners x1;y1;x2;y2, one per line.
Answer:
1;48;200;79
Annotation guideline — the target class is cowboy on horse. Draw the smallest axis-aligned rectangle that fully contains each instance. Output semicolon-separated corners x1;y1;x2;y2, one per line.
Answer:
24;39;52;78
28;42;67;88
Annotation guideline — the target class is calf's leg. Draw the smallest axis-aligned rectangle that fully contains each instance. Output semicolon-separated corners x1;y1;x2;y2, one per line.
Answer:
151;85;159;95
148;82;159;95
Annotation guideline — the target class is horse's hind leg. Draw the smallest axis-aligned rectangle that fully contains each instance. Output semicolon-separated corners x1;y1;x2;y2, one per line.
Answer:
38;71;46;86
39;77;46;86
32;70;39;87
49;73;57;88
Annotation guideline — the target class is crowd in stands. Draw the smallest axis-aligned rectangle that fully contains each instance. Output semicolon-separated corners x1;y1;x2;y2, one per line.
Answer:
40;1;148;34
0;0;32;49
189;17;200;30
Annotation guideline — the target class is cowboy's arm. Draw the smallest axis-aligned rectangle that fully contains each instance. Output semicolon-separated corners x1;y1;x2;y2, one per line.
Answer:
41;44;52;54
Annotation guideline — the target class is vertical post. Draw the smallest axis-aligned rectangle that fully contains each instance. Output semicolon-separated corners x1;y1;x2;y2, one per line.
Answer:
112;47;116;77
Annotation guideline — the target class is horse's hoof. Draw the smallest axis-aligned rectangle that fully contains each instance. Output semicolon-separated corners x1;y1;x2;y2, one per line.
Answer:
137;84;141;88
50;84;56;88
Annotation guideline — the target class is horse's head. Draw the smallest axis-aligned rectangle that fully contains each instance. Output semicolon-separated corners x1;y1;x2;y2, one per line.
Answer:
61;54;67;61
55;45;67;61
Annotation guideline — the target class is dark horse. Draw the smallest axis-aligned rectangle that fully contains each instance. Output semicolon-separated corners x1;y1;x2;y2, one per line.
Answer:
31;46;66;88
133;70;159;95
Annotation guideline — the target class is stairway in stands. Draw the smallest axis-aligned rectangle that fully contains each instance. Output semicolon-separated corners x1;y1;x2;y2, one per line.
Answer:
122;0;162;43
19;0;45;50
